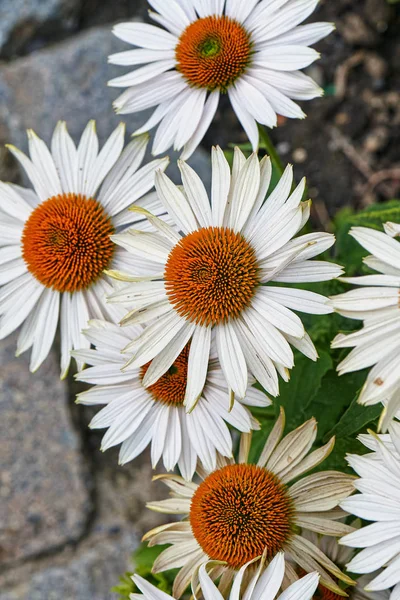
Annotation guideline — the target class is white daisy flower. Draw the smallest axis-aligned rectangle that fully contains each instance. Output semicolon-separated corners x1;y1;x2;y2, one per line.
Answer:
131;552;320;600
108;0;334;158
109;148;342;408
0;121;169;376
340;421;400;600
330;223;400;430
303;529;389;599
143;409;355;598
75;318;269;479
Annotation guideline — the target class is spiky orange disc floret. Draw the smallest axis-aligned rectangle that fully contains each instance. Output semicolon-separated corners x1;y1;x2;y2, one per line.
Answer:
190;463;294;569
140;345;190;405
315;587;344;600
22;193;115;293
164;226;259;326
176;15;252;91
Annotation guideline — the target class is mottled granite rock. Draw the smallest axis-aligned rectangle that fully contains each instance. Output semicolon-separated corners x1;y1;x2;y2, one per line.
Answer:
0;334;91;565
0;25;212;187
0;0;80;58
0;526;138;600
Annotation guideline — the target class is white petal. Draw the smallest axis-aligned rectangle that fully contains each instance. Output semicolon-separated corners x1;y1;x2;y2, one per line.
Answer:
255;45;320;71
112;22;178;49
109;47;175;66
252;292;305;338
50;121;78;194
273;261;343;283
228;86;259;151
155;170;198;234
198;564;224;600
350;226;400;272
233;319;279;396
85;122;126;197
181;91;220;160
211;145;231;227
99;134;149;208
108;59;176;88
233;78;277;128
178;160;212;228
27;130;62;197
216;322;248;399
142;321;195;387
226;0;259;22
261;287;332;315
228;153;261;232
149;1;190;36
77;120;99;197
177;410;197;480
184;325;212;412
114;73;186;114
279;573;319;600
29;289;60;372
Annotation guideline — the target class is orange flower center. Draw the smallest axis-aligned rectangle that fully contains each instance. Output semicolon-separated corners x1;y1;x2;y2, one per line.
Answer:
176;15;252;91
22;193;115;293
315;587;344;600
190;463;294;569
140;345;189;405
164;226;259;326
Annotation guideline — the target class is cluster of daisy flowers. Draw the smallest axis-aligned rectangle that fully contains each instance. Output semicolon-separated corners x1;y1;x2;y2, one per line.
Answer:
1;0;400;599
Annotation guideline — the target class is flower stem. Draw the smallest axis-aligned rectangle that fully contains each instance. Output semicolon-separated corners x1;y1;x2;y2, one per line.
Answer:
258;125;284;176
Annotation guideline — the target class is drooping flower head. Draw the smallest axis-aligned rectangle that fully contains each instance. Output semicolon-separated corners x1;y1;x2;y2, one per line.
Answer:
340;422;400;600
131;552;320;600
143;409;355;598
110;148;342;407
330;223;400;430
0;121;168;376
75;319;269;479
109;0;334;157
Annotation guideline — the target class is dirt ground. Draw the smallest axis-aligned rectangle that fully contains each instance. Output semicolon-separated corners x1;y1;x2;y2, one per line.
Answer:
201;0;400;224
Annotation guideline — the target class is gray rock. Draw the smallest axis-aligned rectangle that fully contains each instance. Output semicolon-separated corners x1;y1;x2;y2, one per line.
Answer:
0;526;138;600
0;25;212;188
0;334;91;566
0;0;81;58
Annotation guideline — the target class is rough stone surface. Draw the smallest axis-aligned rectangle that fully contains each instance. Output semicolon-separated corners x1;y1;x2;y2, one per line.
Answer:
0;25;211;186
0;21;209;599
0;334;91;566
0;0;81;58
0;526;138;600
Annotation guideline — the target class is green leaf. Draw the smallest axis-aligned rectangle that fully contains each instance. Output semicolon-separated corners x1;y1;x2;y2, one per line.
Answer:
334;200;400;273
112;544;178;600
304;368;369;443
277;350;333;432
313;436;368;474
327;395;381;440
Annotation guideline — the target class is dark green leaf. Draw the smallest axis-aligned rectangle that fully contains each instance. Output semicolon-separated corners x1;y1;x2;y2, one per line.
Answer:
112;544;178;600
277;350;333;432
327;395;381;440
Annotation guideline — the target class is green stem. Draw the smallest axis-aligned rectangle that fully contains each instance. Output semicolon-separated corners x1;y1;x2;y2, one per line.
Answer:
258;125;284;176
